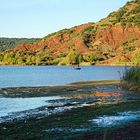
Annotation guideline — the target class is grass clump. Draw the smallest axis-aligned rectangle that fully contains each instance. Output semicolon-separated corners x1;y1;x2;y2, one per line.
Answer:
121;67;140;90
122;67;140;84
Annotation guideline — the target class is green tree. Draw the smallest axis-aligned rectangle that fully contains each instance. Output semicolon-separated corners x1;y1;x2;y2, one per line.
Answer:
132;51;140;65
67;49;78;65
26;56;32;65
35;56;41;65
17;58;23;65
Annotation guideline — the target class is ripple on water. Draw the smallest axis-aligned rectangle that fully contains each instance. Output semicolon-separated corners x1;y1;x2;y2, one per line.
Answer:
89;111;140;127
45;128;90;133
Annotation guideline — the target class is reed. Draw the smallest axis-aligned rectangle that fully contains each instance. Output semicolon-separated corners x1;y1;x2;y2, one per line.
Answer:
122;67;140;84
121;67;140;91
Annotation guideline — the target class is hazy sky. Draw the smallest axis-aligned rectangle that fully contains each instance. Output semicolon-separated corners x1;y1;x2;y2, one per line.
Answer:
0;0;130;38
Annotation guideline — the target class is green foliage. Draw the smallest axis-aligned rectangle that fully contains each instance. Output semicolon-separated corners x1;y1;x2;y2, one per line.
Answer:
101;44;116;59
127;14;140;26
67;49;81;65
132;51;140;65
0;48;81;66
58;50;83;65
121;38;138;52
115;8;127;22
81;26;96;48
135;0;140;4
108;1;140;26
100;24;110;27
0;38;40;51
0;50;51;65
17;58;24;65
122;67;140;84
131;5;140;14
89;53;98;63
26;56;32;65
78;54;83;64
122;45;135;51
35;56;41;65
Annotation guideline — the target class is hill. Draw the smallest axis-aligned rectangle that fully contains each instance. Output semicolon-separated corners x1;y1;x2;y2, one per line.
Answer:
0;0;140;65
0;38;40;51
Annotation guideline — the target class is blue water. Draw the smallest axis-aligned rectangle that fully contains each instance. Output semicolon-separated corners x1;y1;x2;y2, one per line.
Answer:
0;66;127;88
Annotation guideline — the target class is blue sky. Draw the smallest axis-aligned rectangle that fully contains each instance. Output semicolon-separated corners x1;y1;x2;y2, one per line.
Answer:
0;0;130;38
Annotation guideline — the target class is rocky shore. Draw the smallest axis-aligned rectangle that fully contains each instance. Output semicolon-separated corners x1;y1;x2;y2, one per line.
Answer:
0;80;140;140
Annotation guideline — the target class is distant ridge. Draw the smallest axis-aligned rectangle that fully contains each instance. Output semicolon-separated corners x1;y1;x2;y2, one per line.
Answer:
0;38;40;51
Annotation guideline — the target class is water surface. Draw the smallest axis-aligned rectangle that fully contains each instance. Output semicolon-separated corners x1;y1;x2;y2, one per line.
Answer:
0;66;127;88
0;96;66;117
90;111;140;127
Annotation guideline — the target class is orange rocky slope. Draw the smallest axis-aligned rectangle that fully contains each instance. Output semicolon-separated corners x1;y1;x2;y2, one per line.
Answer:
2;0;140;65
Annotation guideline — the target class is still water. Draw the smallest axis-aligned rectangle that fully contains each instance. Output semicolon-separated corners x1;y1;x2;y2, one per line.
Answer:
0;66;127;88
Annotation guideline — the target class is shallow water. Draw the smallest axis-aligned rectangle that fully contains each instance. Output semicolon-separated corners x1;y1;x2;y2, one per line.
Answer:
90;111;140;127
0;66;127;88
0;96;67;118
0;92;124;123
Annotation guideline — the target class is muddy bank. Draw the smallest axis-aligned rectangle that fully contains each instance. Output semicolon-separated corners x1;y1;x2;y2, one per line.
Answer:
0;80;126;98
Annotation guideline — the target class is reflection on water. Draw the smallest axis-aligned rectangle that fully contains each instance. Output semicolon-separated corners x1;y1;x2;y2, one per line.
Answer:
90;111;140;127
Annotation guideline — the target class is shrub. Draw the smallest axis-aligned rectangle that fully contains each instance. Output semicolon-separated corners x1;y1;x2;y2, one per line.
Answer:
115;8;127;22
132;51;140;65
81;26;96;48
122;45;135;51
127;14;140;26
131;5;140;14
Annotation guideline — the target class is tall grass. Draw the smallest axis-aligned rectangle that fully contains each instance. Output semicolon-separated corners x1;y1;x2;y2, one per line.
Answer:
122;67;140;84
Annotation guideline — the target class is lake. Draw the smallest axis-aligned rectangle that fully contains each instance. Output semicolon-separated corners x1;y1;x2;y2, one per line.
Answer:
0;66;127;88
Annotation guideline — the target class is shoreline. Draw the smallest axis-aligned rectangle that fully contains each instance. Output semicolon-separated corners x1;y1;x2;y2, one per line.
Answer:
0;80;140;140
0;80;121;98
0;80;120;90
0;64;138;66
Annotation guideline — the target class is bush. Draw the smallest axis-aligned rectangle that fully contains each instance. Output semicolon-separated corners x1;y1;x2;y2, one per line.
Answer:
115;8;127;22
131;5;140;14
81;26;96;48
127;14;140;26
122;45;135;51
132;51;140;65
